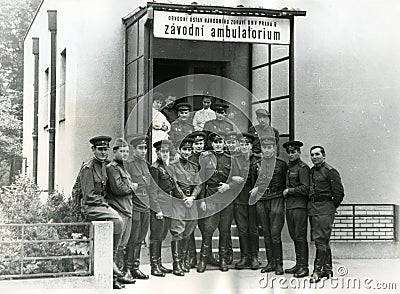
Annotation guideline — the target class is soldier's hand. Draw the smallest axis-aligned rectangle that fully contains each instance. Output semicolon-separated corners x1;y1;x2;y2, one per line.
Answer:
250;187;258;198
217;183;230;193
283;189;289;197
184;196;194;208
232;176;245;184
200;201;206;211
156;211;163;219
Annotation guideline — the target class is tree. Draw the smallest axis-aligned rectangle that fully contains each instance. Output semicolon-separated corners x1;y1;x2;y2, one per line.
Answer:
0;0;41;185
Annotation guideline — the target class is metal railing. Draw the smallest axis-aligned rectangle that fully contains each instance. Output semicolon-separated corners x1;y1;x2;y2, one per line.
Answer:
332;204;397;241
0;222;93;279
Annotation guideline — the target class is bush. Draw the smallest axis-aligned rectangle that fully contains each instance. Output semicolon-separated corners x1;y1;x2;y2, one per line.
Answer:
0;175;89;277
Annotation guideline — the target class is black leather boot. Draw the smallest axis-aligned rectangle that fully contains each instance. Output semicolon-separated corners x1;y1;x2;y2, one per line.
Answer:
157;242;172;274
294;241;309;278
226;232;233;265
150;242;165;277
180;238;190;273
130;245;149;280
219;234;229;272
249;235;261;270
261;242;275;273
285;241;300;274
310;249;326;283
320;247;333;279
187;233;198;268
171;240;185;276
113;279;125;289
197;236;211;273
272;242;284;275
235;235;250;269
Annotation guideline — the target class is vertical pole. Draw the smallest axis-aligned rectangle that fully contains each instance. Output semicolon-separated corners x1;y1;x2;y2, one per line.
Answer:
32;38;39;184
47;10;57;193
289;16;295;141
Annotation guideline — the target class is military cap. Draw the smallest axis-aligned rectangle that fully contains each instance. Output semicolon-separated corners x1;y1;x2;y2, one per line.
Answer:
89;135;112;147
255;108;270;117
189;131;206;142
225;131;238;142
259;135;276;146
283;140;303;149
238;132;255;144
175;103;192;111
130;134;148;147
153;139;173;150
179;137;194;149
208;132;226;142
212;103;229;112
113;138;129;149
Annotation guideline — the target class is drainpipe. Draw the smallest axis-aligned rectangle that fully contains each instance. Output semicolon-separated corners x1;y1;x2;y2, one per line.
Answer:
32;37;39;184
47;10;57;193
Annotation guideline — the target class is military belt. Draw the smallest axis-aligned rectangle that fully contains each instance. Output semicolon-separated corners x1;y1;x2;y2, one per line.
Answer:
310;195;332;203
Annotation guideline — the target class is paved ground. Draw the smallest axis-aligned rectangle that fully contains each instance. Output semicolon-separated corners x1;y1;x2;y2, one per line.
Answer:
123;258;400;294
2;259;399;294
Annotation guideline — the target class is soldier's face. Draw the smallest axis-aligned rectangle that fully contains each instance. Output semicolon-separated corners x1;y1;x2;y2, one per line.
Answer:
226;140;237;151
310;148;325;166
193;140;204;153
261;144;275;158
178;110;190;121
212;139;224;153
133;144;147;159
216;111;226;120
256;114;270;126
286;148;301;162
180;146;192;160
240;142;252;154
202;98;212;109
165;96;176;106
93;146;109;162
114;146;130;162
157;148;170;162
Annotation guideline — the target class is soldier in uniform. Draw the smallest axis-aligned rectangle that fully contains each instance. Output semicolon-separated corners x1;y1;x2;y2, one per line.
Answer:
234;133;261;270
148;140;175;277
105;138;137;285
124;134;151;280
282;140;310;278
197;132;241;273
202;103;234;142
251;135;287;275
166;138;202;276
309;145;344;283
248;108;280;156
79;135;125;289
169;103;195;146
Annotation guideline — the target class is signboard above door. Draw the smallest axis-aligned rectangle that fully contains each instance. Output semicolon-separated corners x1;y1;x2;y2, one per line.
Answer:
153;10;290;45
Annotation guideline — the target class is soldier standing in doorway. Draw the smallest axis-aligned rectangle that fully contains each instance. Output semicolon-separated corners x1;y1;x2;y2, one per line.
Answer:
202;103;234;140
124;135;151;280
309;145;344;283
169;103;195;146
79;135;125;289
282;140;310;278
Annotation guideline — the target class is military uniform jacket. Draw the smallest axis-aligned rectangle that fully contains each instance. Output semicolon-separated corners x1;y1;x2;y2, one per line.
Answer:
248;125;279;154
234;154;259;205
161;107;178;123
203;118;233;134
254;157;287;201
200;151;240;204
79;158;109;207
167;158;202;201
286;159;310;210
125;156;151;212
105;159;134;217
308;162;344;216
169;119;195;144
149;159;175;214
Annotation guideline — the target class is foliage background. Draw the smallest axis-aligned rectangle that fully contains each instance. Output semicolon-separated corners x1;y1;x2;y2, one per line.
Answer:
0;0;41;186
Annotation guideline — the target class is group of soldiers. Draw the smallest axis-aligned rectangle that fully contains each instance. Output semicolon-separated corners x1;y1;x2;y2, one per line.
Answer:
77;98;344;289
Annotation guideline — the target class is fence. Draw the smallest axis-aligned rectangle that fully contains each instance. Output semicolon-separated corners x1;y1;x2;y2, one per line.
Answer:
332;204;397;241
0;222;93;279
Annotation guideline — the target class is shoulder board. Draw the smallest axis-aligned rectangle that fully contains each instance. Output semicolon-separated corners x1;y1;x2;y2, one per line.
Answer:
324;162;334;170
107;161;118;168
152;161;160;168
298;161;306;168
82;158;94;169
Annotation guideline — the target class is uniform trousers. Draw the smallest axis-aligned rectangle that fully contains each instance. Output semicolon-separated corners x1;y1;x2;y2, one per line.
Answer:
256;197;285;244
286;208;308;242
309;212;335;251
149;211;170;244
